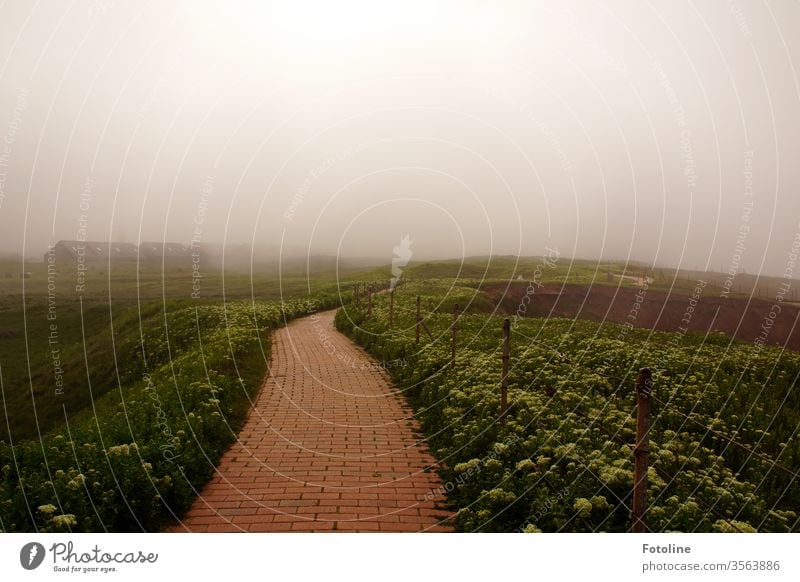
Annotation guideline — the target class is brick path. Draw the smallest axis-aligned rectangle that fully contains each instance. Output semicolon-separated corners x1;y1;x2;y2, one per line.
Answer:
172;310;452;532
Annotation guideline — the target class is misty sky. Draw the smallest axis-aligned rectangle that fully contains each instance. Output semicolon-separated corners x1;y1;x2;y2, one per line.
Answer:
0;1;798;275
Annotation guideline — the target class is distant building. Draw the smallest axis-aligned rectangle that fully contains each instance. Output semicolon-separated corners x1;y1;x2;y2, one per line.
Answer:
44;240;222;270
138;241;193;264
44;241;138;265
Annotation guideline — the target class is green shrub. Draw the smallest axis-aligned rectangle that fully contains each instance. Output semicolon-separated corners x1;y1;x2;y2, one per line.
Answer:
0;294;340;532
335;282;799;532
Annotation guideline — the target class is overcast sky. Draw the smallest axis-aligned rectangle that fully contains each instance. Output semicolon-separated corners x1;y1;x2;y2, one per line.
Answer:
0;1;798;275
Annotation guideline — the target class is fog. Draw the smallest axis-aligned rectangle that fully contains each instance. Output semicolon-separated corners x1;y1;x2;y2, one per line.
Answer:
0;1;798;275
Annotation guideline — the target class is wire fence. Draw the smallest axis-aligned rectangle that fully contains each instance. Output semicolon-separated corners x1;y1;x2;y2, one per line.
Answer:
354;288;798;532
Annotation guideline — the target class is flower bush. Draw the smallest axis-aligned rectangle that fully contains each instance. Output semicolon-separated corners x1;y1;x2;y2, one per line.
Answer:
336;282;799;532
0;294;341;532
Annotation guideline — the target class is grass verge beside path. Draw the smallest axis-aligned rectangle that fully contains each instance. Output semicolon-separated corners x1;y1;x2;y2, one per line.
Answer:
335;282;800;532
0;294;340;532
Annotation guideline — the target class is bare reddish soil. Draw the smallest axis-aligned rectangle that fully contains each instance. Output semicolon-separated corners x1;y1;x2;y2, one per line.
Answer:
486;283;800;351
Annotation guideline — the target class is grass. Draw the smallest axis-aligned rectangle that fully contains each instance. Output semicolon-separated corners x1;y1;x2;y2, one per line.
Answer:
336;281;800;532
401;255;791;298
0;296;351;531
0;258;389;441
2;252;791;443
0;251;794;532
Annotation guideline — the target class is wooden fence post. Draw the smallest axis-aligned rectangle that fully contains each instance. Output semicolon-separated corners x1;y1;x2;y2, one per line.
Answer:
632;367;652;533
389;287;395;325
415;295;421;344
367;285;373;317
500;318;510;421
451;303;459;368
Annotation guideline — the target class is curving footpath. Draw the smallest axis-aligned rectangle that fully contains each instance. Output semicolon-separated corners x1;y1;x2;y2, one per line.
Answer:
172;310;452;532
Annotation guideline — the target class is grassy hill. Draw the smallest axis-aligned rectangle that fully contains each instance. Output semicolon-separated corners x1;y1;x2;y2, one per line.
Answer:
1;253;795;532
0;258;390;441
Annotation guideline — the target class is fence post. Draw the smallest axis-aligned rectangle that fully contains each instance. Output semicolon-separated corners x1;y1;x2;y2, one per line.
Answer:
367;285;373;317
632;367;652;533
500;318;510;421
354;284;359;306
389;287;395;325
451;303;459;368
415;295;421;344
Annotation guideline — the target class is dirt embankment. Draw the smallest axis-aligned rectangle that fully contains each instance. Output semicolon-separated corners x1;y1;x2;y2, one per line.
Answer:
487;282;800;351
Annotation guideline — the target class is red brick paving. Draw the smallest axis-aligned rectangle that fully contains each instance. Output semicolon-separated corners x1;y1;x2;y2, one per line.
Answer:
171;310;452;532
